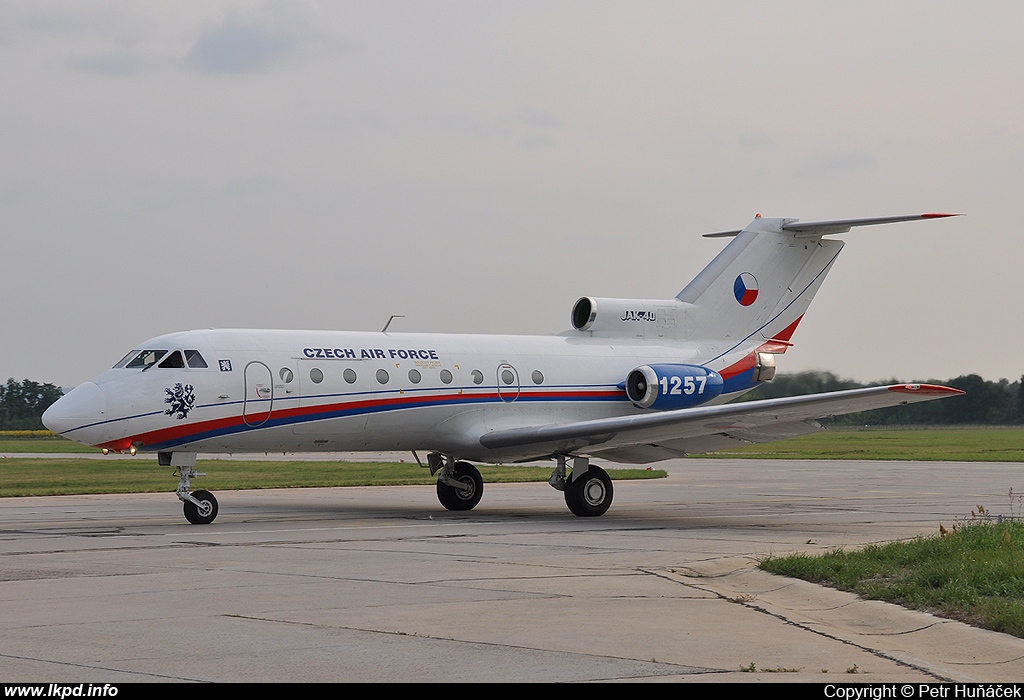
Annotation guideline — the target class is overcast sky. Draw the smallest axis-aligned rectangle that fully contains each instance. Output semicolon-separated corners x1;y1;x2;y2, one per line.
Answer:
2;1;1020;387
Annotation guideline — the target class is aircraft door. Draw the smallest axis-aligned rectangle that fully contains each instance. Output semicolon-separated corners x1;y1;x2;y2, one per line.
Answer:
243;361;273;426
496;363;520;403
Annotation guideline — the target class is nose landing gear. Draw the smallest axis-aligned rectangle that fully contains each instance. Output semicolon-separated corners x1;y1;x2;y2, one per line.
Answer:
161;451;219;525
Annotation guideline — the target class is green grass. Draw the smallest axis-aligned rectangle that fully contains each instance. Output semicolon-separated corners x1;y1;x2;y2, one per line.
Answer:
5;426;1021;497
0;457;665;497
761;520;1024;638
703;427;1024;462
0;430;95;453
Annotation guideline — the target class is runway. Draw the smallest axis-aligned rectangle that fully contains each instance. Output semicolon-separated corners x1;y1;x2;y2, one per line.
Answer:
3;458;1024;683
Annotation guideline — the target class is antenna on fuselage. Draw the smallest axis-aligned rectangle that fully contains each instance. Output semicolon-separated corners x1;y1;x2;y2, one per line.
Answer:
381;315;405;333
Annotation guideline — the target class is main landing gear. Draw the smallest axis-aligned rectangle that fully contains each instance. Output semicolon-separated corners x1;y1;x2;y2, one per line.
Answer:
424;452;613;517
161;451;219;525
427;453;484;511
548;455;613;517
163;449;613;523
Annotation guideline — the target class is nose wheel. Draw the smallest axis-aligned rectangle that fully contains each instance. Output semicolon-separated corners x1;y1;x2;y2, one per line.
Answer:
165;452;220;525
183;490;219;525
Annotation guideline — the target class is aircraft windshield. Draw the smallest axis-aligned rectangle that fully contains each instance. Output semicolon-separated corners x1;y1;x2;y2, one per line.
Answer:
158;351;185;368
118;350;168;369
115;349;208;370
184;350;208;368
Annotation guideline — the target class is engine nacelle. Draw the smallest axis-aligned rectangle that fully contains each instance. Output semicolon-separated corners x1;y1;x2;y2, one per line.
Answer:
570;296;689;338
625;364;724;410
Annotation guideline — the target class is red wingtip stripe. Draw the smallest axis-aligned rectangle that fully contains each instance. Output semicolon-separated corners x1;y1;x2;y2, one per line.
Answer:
887;384;965;396
921;213;963;218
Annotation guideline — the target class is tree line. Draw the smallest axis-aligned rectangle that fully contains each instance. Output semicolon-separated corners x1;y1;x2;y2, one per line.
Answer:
741;371;1024;425
0;379;64;430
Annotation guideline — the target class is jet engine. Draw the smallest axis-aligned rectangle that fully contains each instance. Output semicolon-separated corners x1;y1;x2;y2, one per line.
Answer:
570;296;691;338
625;364;724;410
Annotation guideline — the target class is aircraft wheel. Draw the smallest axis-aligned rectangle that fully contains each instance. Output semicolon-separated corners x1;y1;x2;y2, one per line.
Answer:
436;461;483;511
564;465;613;517
183;490;219;525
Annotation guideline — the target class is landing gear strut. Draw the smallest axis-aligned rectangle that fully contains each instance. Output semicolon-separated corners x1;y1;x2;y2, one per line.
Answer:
550;456;614;517
427;453;484;511
161;451;219;525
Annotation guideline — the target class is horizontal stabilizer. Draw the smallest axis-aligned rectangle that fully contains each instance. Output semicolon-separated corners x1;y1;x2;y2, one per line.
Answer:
782;213;962;236
703;213;962;238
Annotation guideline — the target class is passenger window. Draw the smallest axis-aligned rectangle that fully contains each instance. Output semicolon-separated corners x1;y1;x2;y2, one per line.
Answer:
279;368;294;383
343;368;357;384
439;369;453;384
310;368;324;384
185;350;208;369
376;369;390;384
408;369;421;384
532;370;544;385
471;370;484;385
158;351;185;368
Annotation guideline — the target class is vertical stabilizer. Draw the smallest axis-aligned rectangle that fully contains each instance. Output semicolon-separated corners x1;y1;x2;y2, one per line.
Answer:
565;213;957;346
676;216;844;347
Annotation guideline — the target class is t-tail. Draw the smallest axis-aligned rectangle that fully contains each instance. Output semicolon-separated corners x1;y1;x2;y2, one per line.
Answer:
568;213;960;392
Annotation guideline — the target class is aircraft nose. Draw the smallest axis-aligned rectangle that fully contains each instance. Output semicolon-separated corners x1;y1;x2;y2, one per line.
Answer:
42;381;108;437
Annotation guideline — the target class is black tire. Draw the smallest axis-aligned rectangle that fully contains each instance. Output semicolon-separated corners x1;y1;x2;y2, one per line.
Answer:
436;461;484;511
183;490;219;525
564;465;613;517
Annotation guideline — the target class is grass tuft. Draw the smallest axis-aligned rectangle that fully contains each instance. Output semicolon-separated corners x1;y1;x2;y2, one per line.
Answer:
761;519;1024;638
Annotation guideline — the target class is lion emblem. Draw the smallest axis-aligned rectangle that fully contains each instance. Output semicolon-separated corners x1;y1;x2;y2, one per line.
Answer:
164;383;196;420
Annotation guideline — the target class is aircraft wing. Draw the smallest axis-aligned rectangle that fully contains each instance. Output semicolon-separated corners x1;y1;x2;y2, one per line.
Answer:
478;384;963;464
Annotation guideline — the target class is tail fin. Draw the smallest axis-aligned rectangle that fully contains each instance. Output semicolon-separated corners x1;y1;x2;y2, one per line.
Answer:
676;213;960;350
566;213;958;347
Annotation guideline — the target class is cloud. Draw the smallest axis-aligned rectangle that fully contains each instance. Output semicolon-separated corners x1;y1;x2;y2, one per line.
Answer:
517;108;562;130
184;1;344;74
0;1;343;76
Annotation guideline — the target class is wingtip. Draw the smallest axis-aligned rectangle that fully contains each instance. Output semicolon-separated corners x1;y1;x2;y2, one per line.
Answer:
887;384;965;396
921;213;965;218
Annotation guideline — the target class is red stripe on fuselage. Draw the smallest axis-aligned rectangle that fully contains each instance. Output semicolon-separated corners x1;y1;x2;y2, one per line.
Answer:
95;388;625;451
719;353;756;379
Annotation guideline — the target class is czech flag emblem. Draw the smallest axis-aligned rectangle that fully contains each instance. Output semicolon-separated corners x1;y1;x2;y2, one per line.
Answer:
733;273;758;306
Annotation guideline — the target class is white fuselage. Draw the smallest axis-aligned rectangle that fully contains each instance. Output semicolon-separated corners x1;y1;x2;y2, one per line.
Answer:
45;327;758;463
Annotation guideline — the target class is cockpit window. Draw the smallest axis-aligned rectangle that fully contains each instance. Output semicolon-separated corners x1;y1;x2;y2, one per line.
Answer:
112;351;136;369
116;349;207;370
123;350;168;369
158;351;185;368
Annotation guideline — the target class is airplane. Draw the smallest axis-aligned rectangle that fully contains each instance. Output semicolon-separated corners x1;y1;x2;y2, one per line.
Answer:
42;213;964;524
